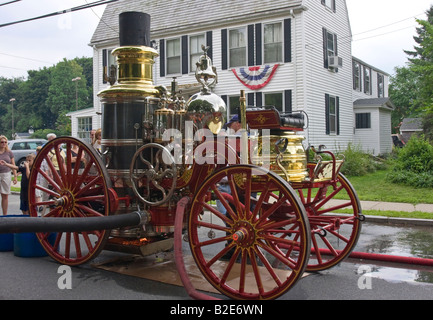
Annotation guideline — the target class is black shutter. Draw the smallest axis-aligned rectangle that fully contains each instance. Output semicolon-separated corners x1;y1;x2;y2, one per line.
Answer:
284;19;292;63
221;29;228;70
248;24;255;66
221;95;228;112
159;39;166;77
256;92;262;107
206;31;213;59
255;23;262;65
325;94;330;135
336;96;340;135
247;93;255;106
182;35;188;75
332;0;336;12
102;49;107;84
284;90;292;113
323;28;329;69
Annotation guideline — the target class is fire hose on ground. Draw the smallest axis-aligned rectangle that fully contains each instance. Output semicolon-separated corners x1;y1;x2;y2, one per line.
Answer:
0;211;147;234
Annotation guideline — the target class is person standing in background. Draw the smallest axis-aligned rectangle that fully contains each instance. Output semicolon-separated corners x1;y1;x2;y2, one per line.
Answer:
1;153;35;215
0;135;17;215
92;128;102;154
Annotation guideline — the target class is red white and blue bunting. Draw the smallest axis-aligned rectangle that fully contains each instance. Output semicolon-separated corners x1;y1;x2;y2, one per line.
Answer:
231;64;280;90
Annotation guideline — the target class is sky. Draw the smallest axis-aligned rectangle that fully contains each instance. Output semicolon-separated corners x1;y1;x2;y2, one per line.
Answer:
0;0;433;79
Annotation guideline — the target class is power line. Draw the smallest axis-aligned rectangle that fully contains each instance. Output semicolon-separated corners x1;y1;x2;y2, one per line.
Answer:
0;0;21;7
0;0;118;28
306;11;427;49
0;52;53;64
84;0;118;35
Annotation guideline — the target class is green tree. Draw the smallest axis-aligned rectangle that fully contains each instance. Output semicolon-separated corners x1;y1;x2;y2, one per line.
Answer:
389;66;421;133
46;59;89;117
0;77;24;138
391;6;433;139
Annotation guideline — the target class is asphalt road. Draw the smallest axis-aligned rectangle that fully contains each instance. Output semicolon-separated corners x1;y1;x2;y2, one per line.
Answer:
1;193;433;303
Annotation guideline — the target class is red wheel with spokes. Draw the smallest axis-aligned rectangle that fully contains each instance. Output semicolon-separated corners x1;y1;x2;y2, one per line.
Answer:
28;137;112;266
296;173;363;271
188;165;311;300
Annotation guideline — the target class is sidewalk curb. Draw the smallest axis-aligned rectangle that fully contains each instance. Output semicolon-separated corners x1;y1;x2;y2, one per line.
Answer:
364;215;433;227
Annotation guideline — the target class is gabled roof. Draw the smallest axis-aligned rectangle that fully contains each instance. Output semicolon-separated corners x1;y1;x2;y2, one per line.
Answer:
400;118;423;132
353;97;394;111
90;0;305;46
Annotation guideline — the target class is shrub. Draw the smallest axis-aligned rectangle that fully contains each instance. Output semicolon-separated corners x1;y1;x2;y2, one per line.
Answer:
338;143;381;176
386;135;433;188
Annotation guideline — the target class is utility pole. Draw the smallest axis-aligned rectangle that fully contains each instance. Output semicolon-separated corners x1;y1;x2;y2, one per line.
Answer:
72;77;81;110
9;98;15;139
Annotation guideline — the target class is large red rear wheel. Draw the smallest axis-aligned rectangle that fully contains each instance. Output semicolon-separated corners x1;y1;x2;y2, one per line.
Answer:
188;165;311;300
28;137;112;266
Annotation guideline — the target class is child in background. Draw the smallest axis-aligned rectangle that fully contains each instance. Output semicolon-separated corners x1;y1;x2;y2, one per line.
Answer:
0;153;35;215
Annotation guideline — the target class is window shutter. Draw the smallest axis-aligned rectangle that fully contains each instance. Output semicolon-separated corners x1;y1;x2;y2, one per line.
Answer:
256;92;262;107
102;49;107;84
206;31;213;59
159;39;166;77
284;19;292;63
221;29;228;70
325;94;330;135
255;23;262;65
182;35;188;75
284;90;292;113
332;0;336;12
336;96;340;135
247;92;255;106
323;28;329;69
248;24;255;66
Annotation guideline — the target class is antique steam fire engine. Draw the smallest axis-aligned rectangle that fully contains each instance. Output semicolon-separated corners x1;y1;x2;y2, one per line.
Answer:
25;12;363;300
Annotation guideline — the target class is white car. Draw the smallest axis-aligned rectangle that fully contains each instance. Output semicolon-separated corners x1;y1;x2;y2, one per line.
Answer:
8;139;47;167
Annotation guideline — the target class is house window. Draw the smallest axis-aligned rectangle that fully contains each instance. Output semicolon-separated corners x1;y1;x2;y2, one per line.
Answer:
190;34;205;72
353;61;362;91
229;27;247;68
322;0;336;11
378;74;384;98
264;92;283;113
356;113;371;129
166;38;181;75
77;117;93;143
364;67;371;95
102;48;117;84
264;22;283;63
326;31;336;57
325;94;339;135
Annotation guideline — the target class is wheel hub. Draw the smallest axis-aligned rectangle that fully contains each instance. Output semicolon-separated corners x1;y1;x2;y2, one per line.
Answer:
54;190;75;215
232;221;256;247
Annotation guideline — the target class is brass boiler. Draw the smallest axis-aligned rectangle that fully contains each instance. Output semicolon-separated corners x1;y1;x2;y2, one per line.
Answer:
98;12;160;201
251;131;308;182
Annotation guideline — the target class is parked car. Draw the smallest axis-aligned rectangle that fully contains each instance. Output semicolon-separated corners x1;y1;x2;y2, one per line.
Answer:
8;139;47;167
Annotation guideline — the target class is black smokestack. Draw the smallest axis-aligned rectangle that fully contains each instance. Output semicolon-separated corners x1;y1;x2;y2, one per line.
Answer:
119;12;151;47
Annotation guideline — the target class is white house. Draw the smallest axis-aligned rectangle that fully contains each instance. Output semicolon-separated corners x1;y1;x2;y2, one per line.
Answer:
70;0;392;155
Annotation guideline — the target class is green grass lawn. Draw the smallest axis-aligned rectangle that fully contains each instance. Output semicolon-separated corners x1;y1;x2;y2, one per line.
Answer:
346;170;433;220
346;170;433;205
